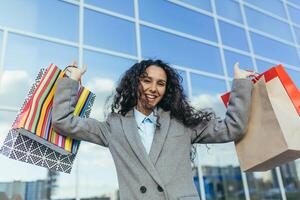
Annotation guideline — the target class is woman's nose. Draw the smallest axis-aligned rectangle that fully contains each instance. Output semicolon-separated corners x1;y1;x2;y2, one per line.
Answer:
149;84;157;92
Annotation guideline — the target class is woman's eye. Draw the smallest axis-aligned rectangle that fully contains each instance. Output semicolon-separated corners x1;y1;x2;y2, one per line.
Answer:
143;79;151;83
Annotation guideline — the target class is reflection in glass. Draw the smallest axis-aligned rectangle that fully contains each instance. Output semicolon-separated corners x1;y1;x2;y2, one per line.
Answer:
0;33;78;108
215;0;242;23
0;111;49;199
178;0;212;12
224;50;253;78
288;0;300;6
139;1;217;42
251;32;300;66
0;0;78;41
190;74;245;199
245;7;293;42
294;26;300;44
280;160;300;200
0;31;2;62
141;25;224;74
246;170;281;200
219;20;249;51
84;9;136;55
288;5;300;26
85;0;134;17
83;50;136;120
176;69;189;97
190;73;227;117
200;144;246;200
256;59;277;72
285;68;300;89
244;0;286;19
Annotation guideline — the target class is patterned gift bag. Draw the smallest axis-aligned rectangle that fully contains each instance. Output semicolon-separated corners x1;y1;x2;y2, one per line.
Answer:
0;64;95;173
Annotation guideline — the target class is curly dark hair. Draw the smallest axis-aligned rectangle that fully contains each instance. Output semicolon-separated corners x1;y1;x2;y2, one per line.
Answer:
106;59;214;128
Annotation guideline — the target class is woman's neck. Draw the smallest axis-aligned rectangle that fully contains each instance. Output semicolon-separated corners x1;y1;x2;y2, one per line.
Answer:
136;104;153;116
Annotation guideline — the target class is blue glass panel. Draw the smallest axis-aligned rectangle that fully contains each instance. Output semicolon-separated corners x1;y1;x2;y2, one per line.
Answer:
176;69;189;97
244;0;286;18
0;33;78;108
0;0;78;41
0;31;2;57
286;68;300;89
256;59;277;72
288;5;300;25
83;50;136;119
84;9;136;55
224;50;253;78
219;20;249;51
178;0;212;12
0;111;48;195
141;26;224;75
295;26;300;44
251;32;300;66
191;74;226;97
85;0;134;16
215;0;242;23
83;50;136;117
288;0;300;6
256;60;300;89
139;1;217;42
190;73;227;116
246;7;293;42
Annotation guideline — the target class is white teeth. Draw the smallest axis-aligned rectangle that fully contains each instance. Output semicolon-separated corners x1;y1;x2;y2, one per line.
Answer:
146;95;156;99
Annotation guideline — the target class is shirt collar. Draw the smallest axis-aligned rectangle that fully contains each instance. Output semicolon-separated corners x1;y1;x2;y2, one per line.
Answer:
134;107;158;126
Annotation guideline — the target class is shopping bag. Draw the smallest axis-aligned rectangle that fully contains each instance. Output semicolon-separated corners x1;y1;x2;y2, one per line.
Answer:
222;65;300;115
221;65;300;171
0;64;95;173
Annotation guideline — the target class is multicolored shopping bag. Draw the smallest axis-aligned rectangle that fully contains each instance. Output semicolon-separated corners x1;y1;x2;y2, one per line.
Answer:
0;64;95;173
221;65;300;171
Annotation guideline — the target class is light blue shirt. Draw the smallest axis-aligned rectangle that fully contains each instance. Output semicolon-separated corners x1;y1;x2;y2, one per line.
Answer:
134;108;157;154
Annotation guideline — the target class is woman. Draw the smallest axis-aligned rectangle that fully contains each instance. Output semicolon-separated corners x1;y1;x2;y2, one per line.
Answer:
52;59;254;200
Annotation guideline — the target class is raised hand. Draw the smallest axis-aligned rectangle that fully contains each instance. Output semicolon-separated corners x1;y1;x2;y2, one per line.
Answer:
233;62;255;79
67;61;87;81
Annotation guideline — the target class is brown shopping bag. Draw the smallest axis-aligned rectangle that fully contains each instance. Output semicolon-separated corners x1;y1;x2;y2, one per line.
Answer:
236;76;300;171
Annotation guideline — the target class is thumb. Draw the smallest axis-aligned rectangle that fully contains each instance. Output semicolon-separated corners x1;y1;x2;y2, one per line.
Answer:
234;62;239;73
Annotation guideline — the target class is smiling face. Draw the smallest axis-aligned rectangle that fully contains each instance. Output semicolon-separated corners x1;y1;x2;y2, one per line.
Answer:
136;65;167;116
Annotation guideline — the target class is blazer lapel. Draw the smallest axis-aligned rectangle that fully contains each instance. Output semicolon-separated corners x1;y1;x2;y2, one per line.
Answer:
120;109;163;186
149;108;170;165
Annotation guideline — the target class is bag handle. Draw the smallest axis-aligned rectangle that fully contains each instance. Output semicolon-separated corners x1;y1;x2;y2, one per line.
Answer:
246;70;261;83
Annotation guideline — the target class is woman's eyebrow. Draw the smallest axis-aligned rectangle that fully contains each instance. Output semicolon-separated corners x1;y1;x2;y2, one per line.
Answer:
143;76;167;83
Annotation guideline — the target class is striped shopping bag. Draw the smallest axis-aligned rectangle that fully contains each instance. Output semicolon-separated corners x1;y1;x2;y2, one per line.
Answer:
0;64;95;173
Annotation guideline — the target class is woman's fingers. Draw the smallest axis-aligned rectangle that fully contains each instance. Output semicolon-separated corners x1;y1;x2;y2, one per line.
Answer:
81;64;87;74
72;60;78;67
234;61;258;79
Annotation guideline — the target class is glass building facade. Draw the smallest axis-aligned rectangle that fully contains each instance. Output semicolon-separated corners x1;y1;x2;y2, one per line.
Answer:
0;0;300;199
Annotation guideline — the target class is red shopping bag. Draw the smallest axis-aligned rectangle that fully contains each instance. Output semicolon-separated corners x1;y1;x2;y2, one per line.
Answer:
221;65;300;115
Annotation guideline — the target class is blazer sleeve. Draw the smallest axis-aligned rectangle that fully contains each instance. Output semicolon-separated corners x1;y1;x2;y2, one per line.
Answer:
190;78;253;144
52;77;111;147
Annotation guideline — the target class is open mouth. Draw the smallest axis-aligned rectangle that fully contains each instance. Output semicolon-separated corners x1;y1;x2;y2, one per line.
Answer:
145;94;157;101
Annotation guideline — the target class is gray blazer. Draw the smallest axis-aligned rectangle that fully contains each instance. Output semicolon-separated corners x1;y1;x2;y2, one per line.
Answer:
52;77;253;200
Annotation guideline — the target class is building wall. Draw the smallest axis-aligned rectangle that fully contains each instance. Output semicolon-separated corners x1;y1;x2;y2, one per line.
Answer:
0;0;300;199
